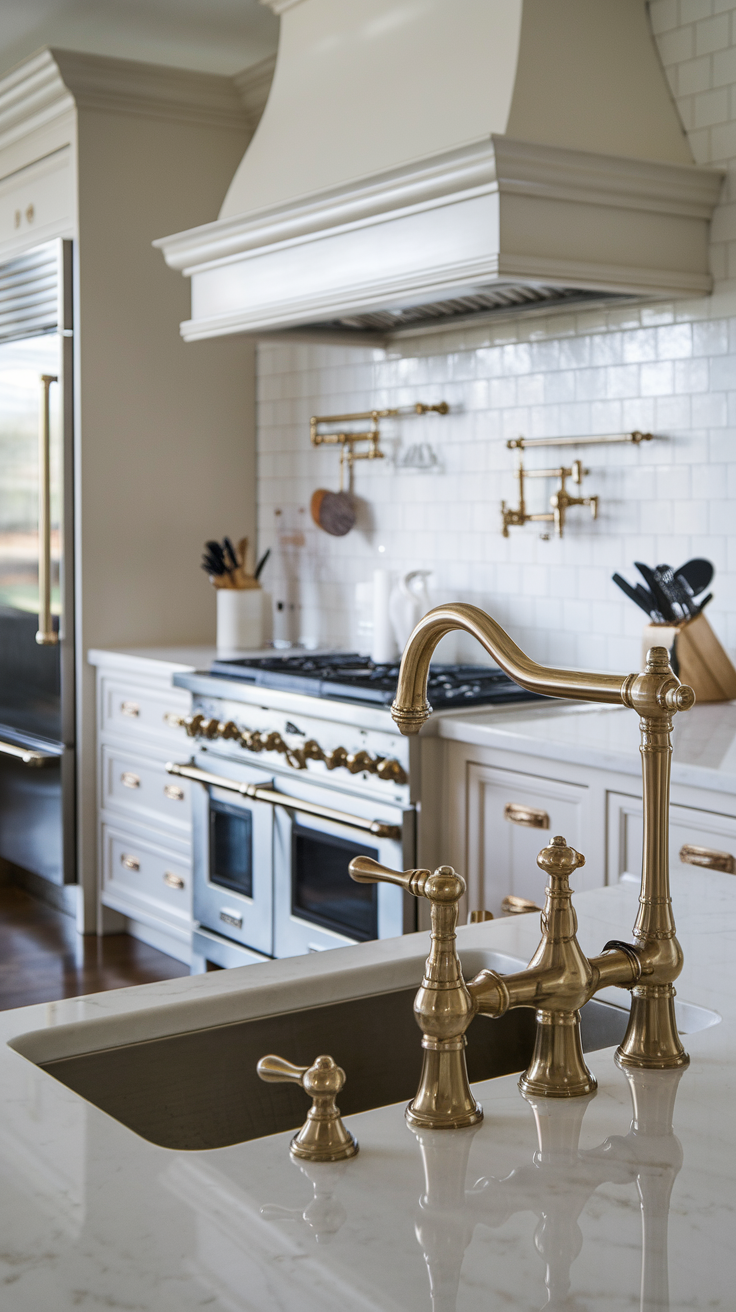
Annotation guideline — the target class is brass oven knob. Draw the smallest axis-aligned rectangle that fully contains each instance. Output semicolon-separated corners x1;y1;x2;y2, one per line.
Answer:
257;1054;358;1162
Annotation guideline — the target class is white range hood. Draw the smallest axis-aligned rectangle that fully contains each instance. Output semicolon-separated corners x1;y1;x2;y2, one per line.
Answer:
156;0;724;341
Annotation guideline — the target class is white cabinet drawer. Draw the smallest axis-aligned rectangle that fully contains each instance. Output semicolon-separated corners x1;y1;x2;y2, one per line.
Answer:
609;792;736;882
0;148;74;252
102;744;191;834
465;764;589;917
101;676;190;748
103;823;191;928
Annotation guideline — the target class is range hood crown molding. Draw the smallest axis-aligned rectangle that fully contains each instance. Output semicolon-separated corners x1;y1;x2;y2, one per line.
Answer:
155;0;725;341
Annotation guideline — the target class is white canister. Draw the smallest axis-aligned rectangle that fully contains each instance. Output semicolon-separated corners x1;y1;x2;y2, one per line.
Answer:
371;569;398;664
217;588;267;653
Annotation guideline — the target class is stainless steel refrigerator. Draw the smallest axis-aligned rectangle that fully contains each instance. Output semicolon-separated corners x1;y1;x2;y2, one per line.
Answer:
0;239;75;885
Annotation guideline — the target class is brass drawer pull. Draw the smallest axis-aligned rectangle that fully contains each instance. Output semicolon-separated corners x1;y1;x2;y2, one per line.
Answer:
163;712;184;728
121;771;140;789
164;783;185;801
163;870;185;890
504;802;550;829
120;700;140;717
679;843;735;875
468;909;494;923
120;853;140;871
501;894;542;915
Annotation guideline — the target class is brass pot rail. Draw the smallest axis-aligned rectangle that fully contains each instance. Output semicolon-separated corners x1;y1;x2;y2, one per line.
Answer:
507;431;654;450
171;712;407;785
310;402;448;482
165;761;402;840
348;602;695;1130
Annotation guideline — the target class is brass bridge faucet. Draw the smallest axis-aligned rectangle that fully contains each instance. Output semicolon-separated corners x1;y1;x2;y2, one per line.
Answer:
350;603;694;1130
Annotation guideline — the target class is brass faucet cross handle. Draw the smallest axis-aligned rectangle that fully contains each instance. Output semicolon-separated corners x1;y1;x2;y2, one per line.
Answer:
257;1054;359;1162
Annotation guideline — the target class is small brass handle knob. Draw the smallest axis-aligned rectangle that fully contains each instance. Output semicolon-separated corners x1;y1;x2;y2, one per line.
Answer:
120;700;140;717
537;834;585;877
121;771;140;789
256;1054;358;1162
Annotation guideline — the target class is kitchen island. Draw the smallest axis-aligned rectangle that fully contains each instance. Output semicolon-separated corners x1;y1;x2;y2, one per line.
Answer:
0;864;732;1310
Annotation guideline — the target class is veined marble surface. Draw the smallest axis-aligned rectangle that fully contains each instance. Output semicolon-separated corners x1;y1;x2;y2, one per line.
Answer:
0;870;733;1310
440;699;736;795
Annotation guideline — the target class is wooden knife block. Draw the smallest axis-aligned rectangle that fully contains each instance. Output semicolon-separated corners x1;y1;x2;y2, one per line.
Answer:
642;612;736;703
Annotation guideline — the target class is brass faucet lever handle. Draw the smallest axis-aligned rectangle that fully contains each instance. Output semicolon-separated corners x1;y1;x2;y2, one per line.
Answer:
257;1054;358;1162
349;855;466;902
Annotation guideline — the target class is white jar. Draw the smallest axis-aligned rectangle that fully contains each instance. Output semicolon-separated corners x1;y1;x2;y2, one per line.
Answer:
217;588;268;653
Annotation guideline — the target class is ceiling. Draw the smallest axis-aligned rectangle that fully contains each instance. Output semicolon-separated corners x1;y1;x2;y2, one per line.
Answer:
0;0;279;79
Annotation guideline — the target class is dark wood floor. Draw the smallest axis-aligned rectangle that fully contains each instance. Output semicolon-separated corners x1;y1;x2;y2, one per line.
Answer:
0;884;188;1012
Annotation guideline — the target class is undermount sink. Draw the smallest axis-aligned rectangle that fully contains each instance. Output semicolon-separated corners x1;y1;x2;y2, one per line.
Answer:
23;951;720;1153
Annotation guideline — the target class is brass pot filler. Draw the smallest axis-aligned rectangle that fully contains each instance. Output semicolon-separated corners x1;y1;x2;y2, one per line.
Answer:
260;600;695;1154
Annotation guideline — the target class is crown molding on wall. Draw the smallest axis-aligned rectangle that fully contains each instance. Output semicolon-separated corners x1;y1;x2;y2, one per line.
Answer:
0;46;269;163
51;49;250;131
0;51;74;159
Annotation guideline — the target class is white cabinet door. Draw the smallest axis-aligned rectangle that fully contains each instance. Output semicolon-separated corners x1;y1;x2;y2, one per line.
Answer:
465;764;589;917
608;792;736;883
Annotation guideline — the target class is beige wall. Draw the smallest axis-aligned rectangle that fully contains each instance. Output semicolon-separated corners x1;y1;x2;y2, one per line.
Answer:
75;106;256;930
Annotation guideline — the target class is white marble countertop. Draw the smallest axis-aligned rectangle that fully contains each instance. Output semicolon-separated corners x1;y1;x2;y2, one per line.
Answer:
0;870;733;1309
439;698;736;795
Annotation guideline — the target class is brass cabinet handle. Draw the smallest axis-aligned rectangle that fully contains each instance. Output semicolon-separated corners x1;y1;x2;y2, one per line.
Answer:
163;870;185;889
36;374;59;646
121;771;140;789
120;700;140;717
166;761;401;840
177;713;407;785
504;802;550;829
501;894;542;915
679;843;735;875
163;783;185;801
0;738;55;767
120;853;140;871
163;712;183;727
468;909;494;923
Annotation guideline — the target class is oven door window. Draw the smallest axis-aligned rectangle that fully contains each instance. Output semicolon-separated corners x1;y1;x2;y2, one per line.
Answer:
210;798;253;898
292;823;378;942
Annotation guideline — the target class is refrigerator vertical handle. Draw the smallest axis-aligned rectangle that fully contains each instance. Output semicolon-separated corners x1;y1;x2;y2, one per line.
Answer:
36;374;59;646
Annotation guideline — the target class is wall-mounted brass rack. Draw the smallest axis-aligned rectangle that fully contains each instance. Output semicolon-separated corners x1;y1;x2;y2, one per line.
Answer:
506;430;653;450
310;402;448;476
502;432;655;538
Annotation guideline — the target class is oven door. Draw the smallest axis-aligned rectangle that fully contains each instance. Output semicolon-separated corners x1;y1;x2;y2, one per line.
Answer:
273;800;413;958
191;752;274;957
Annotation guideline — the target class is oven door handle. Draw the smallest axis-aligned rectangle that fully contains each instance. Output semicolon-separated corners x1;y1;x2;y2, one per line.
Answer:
166;761;402;840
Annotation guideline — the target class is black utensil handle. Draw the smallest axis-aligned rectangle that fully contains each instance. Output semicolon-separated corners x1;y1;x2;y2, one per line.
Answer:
612;574;656;618
255;548;271;581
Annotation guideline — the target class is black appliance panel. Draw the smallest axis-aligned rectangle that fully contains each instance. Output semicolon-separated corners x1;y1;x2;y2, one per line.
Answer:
209;799;254;898
291;823;378;941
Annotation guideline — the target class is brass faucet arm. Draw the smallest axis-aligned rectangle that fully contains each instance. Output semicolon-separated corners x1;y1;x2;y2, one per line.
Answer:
392;603;630;734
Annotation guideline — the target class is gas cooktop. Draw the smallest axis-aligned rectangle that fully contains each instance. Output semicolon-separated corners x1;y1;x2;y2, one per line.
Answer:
209;652;547;710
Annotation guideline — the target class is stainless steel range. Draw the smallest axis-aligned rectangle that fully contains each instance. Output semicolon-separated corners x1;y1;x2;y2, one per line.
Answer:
169;655;543;972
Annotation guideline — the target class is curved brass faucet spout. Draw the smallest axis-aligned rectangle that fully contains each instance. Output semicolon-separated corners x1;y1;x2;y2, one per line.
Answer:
391;603;630;734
